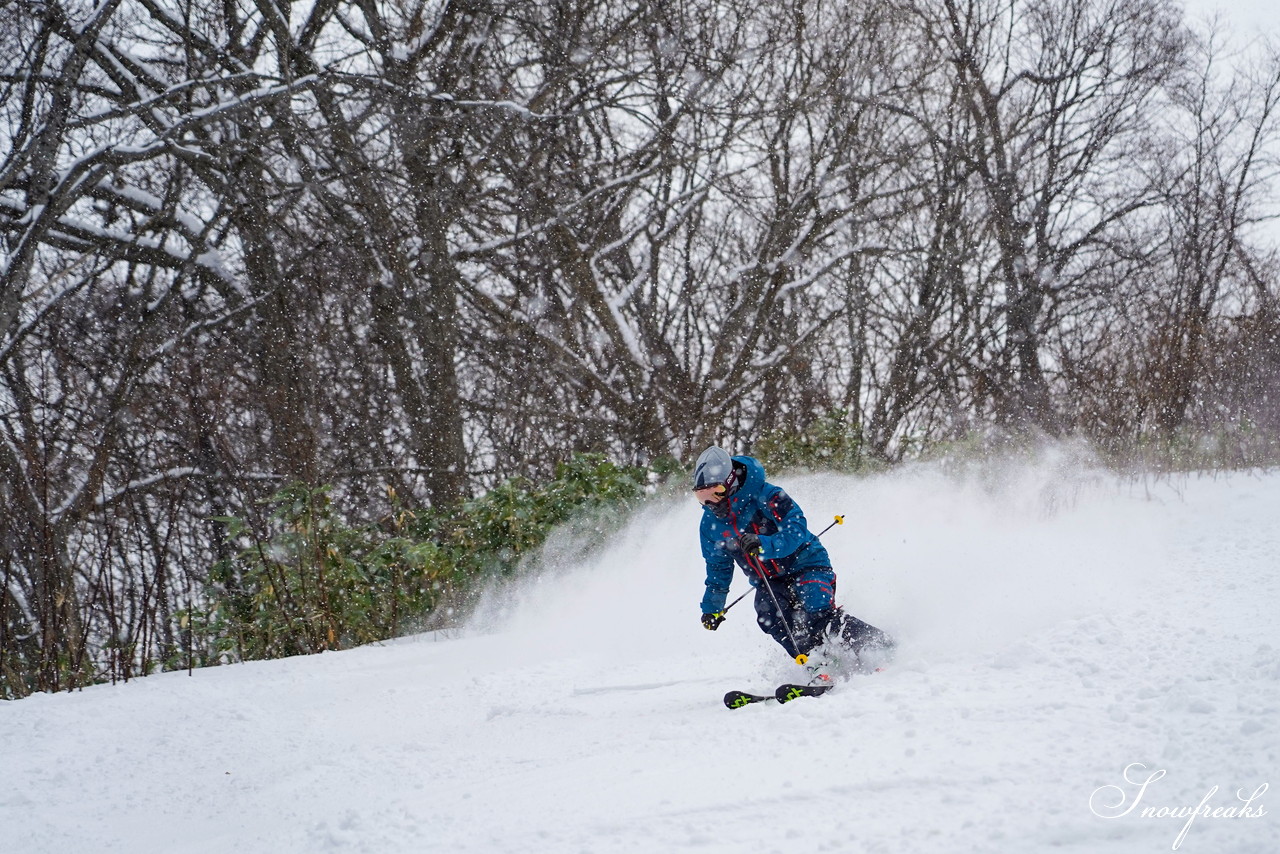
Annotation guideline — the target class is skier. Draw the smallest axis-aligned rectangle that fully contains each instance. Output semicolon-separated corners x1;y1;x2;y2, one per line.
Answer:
693;445;893;675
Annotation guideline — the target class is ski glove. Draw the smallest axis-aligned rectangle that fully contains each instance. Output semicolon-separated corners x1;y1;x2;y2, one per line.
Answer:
701;612;725;631
726;532;762;557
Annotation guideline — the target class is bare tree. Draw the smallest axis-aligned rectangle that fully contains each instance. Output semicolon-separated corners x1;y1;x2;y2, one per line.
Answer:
1148;32;1280;438
934;0;1184;432
2;0;1278;697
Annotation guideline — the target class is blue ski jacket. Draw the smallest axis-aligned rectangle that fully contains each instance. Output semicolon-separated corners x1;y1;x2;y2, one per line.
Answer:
699;456;832;614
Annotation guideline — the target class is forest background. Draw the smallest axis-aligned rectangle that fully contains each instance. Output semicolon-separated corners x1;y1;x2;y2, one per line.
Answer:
2;0;1279;699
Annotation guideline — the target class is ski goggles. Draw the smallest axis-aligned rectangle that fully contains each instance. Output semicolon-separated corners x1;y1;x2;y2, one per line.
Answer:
693;484;727;506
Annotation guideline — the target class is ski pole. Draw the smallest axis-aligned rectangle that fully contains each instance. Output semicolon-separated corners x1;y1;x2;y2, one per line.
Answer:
725;515;846;665
720;515;844;617
816;515;845;537
751;556;810;665
721;587;753;616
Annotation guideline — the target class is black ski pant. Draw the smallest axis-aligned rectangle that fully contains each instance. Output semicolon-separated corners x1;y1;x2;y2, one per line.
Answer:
752;571;893;661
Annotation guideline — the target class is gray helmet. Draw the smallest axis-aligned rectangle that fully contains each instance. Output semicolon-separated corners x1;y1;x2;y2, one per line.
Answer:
692;446;734;491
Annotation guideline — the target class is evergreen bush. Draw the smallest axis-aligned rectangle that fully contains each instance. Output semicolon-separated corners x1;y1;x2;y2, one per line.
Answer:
196;454;650;665
755;409;886;475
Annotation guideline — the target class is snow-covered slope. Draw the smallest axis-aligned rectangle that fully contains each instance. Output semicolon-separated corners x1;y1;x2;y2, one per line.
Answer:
4;458;1278;854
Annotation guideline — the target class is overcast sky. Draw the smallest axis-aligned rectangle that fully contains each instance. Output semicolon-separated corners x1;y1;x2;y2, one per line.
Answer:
1180;0;1280;40
1177;0;1280;247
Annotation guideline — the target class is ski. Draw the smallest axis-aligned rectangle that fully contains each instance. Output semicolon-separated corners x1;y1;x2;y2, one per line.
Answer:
724;681;835;709
724;689;775;709
775;682;833;703
725;656;888;708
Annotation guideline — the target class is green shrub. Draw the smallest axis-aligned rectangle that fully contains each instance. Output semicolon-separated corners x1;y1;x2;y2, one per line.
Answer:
200;453;651;663
435;452;648;576
200;484;455;661
755;409;885;475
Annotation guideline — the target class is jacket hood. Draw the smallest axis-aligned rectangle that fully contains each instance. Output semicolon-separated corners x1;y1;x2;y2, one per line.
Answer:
731;455;767;497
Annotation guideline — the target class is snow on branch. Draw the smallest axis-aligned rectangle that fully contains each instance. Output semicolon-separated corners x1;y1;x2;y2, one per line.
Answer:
88;467;207;513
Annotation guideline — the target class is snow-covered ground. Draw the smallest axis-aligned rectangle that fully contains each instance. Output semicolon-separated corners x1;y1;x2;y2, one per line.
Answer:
3;455;1277;854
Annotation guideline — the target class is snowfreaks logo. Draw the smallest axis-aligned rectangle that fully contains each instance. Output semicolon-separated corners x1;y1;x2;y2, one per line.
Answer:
1089;763;1269;850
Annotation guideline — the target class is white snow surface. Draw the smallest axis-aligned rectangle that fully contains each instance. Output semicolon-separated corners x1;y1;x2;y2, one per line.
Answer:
4;457;1278;854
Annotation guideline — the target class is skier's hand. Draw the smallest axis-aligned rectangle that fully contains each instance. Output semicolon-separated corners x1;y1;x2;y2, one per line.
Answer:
727;532;762;556
701;612;725;631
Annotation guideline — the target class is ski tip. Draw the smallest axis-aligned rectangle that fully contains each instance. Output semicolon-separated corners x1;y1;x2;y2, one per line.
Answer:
723;690;772;709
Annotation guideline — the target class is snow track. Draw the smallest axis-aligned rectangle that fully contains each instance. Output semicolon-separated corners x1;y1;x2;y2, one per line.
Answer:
3;460;1278;853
